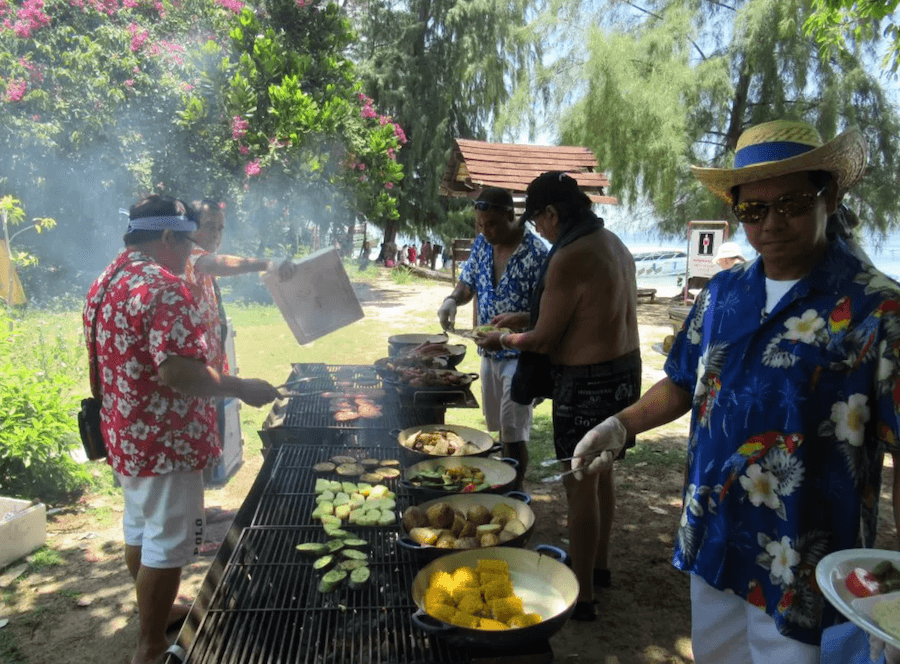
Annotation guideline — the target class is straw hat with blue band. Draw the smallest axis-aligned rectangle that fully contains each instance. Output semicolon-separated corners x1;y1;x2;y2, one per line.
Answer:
690;120;869;204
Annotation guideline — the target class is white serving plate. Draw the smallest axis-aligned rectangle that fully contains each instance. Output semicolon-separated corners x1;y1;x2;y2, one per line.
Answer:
816;549;900;649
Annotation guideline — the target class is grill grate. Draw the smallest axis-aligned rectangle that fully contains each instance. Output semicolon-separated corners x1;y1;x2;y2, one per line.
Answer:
182;444;468;664
260;364;443;445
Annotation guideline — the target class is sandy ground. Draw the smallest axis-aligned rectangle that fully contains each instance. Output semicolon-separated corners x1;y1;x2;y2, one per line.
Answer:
2;269;896;664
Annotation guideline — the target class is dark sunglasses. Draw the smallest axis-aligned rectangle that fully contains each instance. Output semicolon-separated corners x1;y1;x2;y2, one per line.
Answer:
473;200;513;212
732;186;827;225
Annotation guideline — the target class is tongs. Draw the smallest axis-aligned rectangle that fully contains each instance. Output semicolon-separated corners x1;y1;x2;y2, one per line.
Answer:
275;376;317;398
542;451;615;481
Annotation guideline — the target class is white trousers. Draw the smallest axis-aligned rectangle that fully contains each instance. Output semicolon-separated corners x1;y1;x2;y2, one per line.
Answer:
690;574;820;664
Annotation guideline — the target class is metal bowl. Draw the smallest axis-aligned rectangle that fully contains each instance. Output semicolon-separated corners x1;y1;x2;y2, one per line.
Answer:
396;423;498;467
397;492;534;560
387;333;449;357
410;546;578;648
400;456;518;499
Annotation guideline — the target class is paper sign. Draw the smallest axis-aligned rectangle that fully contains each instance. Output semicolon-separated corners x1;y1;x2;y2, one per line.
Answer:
687;221;729;280
264;248;364;344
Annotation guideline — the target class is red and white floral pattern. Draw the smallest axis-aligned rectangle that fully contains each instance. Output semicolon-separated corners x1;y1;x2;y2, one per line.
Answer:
84;249;218;477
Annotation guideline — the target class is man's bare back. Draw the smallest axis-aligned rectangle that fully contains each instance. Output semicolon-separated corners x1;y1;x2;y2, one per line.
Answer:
541;228;639;365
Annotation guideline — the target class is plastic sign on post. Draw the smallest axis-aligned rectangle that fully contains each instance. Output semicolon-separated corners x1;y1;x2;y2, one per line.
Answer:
685;221;729;301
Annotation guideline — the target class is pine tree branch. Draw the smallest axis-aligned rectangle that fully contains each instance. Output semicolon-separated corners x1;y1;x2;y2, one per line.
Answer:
621;1;709;61
702;0;736;11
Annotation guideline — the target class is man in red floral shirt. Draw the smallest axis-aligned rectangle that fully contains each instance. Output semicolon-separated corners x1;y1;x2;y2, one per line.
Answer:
84;195;280;664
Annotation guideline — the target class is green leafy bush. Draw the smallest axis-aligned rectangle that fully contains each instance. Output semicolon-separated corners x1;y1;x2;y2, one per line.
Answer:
0;312;92;502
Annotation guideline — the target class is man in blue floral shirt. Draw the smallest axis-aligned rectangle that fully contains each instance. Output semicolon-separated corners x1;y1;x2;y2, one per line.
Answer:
437;187;548;487
570;119;900;663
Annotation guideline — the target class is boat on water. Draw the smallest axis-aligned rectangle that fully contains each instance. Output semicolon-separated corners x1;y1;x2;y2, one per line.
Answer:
630;247;687;294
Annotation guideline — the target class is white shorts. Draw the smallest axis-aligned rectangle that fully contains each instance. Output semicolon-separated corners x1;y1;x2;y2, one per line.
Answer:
690;574;820;664
118;470;206;569
480;355;533;442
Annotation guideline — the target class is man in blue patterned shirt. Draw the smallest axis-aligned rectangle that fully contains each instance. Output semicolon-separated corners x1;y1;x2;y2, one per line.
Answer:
570;120;900;662
437;187;548;488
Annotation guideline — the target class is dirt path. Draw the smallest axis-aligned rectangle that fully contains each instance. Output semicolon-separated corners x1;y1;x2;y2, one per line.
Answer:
4;269;896;664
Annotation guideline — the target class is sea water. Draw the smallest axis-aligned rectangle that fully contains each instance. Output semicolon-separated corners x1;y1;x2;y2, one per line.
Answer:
616;230;900;297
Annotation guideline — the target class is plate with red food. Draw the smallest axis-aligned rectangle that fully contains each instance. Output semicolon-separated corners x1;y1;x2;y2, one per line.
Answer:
816;549;900;649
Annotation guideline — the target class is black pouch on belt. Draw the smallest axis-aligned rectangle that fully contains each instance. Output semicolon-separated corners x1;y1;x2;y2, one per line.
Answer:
78;396;107;461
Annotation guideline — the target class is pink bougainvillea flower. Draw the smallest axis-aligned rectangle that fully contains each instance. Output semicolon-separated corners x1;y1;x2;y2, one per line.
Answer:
4;79;27;102
128;23;149;52
295;0;307;6
232;115;249;140
239;145;249;155
385;182;394;190
124;79;135;87
394;124;407;144
215;0;243;12
245;159;261;177
358;163;366;171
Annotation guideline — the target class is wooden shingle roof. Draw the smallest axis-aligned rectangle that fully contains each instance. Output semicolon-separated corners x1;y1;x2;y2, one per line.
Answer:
440;138;618;205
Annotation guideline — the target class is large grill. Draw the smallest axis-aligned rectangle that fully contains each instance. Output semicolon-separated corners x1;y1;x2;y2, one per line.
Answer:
168;444;469;664
166;365;551;664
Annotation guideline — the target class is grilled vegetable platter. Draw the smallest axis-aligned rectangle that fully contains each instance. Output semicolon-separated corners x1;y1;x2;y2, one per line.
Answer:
397;493;535;559
396;423;498;465
410;547;578;648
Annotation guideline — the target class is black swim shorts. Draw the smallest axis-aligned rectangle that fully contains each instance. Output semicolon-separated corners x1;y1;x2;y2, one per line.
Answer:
550;350;641;461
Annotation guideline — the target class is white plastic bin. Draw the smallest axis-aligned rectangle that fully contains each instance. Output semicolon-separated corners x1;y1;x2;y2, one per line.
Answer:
0;497;46;568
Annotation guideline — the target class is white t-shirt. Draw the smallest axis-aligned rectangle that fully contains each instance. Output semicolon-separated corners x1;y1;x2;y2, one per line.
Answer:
765;277;800;314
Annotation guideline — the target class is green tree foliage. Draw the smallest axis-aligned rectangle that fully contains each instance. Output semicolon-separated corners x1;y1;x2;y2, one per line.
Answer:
350;0;540;243
557;0;900;236
805;0;899;74
0;0;404;298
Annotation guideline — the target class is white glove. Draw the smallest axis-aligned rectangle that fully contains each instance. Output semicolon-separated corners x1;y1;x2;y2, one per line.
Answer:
571;416;627;481
870;634;900;663
437;297;457;330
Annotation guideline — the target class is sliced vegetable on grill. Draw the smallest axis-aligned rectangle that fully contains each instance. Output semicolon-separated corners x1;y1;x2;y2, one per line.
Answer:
334;504;352;520
333;492;350;506
331;455;357;465
338;559;368;572
324;526;353;539
378;509;397;526
313;555;336;572
356;482;373;495
369;485;390;498
336;463;365;477
341;481;358;494
360;458;381;468
341;549;368;561
313;462;336;473
295;542;327;557
315;490;335;504
380;459;400;467
321;515;341;528
311;503;334;519
318;569;348;593
324;539;345;554
360;472;383;483
349;566;371;589
377;467;401;479
342;538;369;550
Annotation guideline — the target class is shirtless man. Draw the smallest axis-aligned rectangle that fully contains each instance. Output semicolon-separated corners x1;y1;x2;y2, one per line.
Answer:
477;172;641;621
437;187;548;489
